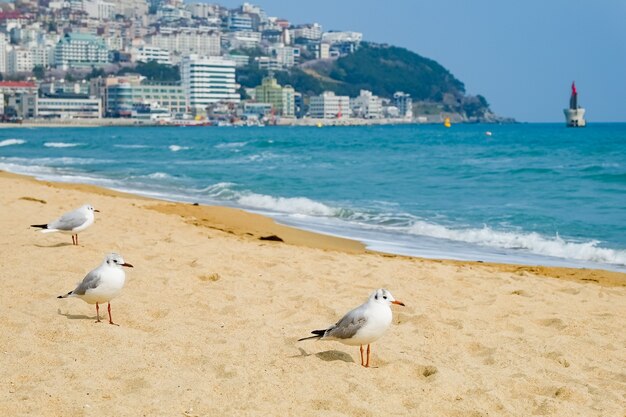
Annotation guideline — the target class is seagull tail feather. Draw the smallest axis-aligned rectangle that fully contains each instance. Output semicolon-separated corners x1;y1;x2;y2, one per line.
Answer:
57;291;72;299
31;223;48;229
297;329;326;342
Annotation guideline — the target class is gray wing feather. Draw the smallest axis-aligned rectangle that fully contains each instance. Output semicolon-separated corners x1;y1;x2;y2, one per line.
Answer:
49;209;87;231
73;269;102;295
325;309;367;340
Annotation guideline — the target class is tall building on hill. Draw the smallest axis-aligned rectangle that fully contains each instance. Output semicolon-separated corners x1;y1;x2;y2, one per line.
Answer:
54;33;109;69
180;55;239;114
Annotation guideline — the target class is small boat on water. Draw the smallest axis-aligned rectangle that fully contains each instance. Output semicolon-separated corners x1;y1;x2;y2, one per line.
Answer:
443;117;451;128
564;81;586;127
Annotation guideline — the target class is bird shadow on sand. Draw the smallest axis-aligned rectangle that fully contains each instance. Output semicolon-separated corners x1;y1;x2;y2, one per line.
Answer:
290;347;354;363
57;308;94;321
35;243;73;248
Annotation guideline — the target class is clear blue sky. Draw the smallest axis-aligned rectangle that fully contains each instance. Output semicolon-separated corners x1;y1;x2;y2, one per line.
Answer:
216;0;626;122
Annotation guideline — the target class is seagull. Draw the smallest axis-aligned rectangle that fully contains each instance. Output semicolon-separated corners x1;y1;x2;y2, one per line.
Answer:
298;288;405;367
57;253;133;325
31;204;99;245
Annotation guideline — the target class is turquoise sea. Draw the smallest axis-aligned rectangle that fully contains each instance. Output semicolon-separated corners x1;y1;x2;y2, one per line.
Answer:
1;123;625;271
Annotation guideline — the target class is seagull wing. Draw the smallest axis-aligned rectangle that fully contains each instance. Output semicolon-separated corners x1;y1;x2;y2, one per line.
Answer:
325;305;368;340
72;268;103;295
49;208;88;231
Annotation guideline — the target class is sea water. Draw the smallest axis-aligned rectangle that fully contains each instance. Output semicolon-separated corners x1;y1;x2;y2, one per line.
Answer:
1;123;624;272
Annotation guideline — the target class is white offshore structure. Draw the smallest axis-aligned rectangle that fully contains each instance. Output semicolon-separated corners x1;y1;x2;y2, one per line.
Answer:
564;81;586;127
180;54;240;114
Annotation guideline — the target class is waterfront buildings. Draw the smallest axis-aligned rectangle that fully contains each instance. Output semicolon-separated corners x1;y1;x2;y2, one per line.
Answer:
351;90;382;119
180;55;239;114
309;91;350;119
253;75;295;117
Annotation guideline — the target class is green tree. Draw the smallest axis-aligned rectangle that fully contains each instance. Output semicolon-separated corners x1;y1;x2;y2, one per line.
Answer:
32;65;45;80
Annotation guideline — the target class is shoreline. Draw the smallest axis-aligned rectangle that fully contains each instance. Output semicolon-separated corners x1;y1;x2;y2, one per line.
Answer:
2;170;624;287
1;170;625;415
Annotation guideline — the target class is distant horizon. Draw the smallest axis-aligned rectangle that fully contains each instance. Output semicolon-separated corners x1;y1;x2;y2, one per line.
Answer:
213;0;626;123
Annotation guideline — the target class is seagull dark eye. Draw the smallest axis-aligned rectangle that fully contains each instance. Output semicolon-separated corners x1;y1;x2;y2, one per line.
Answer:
383;296;388;299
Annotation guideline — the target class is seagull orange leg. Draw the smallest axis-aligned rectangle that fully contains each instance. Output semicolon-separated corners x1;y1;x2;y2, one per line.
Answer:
71;235;75;245
365;344;371;368
360;345;364;366
107;303;118;326
95;302;101;323
75;234;79;245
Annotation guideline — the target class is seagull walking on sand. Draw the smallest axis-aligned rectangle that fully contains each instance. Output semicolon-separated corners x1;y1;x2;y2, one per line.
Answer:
298;288;405;367
31;204;99;245
58;253;133;325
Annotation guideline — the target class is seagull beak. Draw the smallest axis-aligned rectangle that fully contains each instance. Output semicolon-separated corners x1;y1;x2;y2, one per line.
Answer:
392;300;405;306
121;263;134;268
94;209;101;212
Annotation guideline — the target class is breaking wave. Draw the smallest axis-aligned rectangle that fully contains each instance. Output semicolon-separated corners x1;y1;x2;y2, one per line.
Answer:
44;142;83;148
0;139;26;147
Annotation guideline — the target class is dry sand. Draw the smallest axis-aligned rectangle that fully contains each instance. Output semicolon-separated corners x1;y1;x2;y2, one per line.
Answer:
0;171;624;416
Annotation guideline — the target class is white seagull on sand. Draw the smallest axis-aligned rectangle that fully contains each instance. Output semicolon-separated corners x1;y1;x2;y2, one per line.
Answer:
58;253;133;325
298;288;405;367
31;204;99;245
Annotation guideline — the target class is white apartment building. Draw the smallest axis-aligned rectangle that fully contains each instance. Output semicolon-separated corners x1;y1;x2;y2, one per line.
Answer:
7;48;33;74
291;23;322;41
83;0;116;20
132;46;171;65
351;90;382;119
321;31;363;44
148;28;221;62
0;33;7;73
226;31;261;50
54;33;109;69
37;97;103;119
180;55;240;113
30;44;55;68
309;91;350;119
266;44;300;68
109;0;149;18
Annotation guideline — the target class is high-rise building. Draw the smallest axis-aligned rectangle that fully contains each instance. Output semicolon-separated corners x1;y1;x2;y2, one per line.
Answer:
393;92;413;119
180;55;239;113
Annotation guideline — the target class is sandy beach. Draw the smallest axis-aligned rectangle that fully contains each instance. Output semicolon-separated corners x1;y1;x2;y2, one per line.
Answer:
0;170;624;416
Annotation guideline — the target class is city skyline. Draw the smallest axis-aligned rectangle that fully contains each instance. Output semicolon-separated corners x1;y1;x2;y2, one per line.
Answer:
216;0;626;123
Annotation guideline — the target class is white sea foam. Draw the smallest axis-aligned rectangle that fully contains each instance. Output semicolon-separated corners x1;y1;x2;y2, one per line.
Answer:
0;139;26;147
169;145;190;152
236;193;337;216
114;144;150;149
215;141;248;149
146;172;171;179
407;221;626;266
44;142;83;148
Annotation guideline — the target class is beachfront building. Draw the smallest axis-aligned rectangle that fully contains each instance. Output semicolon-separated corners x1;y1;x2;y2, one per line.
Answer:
393;91;413;119
226;31;261;50
54;33;109;69
106;81;186;117
253;75;295;117
0;33;7;73
180;55;239;114
147;28;221;64
351;89;382;119
36;97;103;119
309;91;350;119
83;0;116;20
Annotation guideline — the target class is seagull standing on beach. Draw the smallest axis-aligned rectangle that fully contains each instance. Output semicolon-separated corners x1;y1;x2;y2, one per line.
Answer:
57;253;133;325
31;204;99;245
298;288;405;367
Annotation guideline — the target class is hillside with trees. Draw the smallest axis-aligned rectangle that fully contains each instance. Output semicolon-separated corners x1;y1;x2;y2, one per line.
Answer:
238;42;498;121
